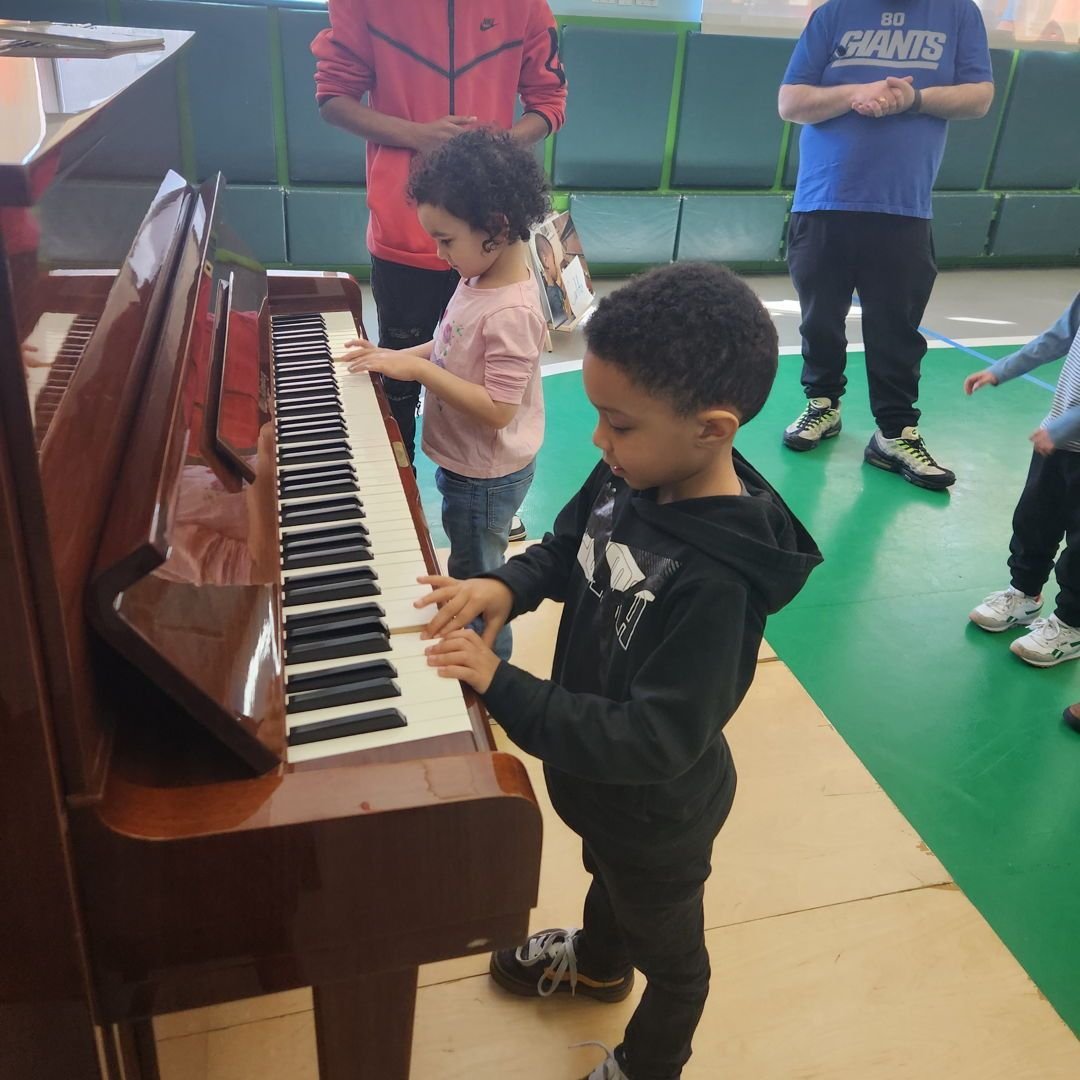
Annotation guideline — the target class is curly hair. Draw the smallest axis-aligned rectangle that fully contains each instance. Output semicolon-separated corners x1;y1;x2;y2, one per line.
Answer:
408;127;550;252
584;262;779;423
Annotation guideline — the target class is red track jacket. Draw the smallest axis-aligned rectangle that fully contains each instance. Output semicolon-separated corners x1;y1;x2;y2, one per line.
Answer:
313;0;567;270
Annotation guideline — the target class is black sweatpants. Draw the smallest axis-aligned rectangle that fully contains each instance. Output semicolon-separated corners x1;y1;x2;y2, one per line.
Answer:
369;254;459;464
1008;448;1080;627
786;209;937;437
576;843;713;1080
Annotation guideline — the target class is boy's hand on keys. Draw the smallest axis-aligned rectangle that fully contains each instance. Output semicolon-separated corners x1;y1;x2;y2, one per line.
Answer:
417;575;513;649
1031;428;1055;456
964;370;999;394
425;628;500;695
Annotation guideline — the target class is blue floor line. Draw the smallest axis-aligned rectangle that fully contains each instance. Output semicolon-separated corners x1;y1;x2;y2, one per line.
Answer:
920;325;1057;392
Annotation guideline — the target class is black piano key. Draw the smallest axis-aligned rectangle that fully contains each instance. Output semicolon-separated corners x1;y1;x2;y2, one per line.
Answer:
275;358;332;369
285;602;386;635
276;419;346;437
274;333;329;345
276;375;334;388
282;544;372;570
279;468;357;493
288;657;396;692
287;676;399;714
276;378;338;393
275;355;331;368
277;428;347;447
276;380;337;393
280;496;364;527
283;566;379;604
277;403;341;419
277;386;340;401
278;478;358;499
280;461;356;482
275;337;328;347
286;628;391;664
282;523;370;548
278;442;352;467
287;707;406;746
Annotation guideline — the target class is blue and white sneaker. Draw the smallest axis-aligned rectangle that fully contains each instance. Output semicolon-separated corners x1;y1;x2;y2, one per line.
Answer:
1010;615;1080;667
969;586;1043;632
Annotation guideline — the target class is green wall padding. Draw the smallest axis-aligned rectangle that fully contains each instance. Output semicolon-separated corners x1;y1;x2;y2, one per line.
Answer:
672;34;791;189
677;194;790;263
553;25;677;189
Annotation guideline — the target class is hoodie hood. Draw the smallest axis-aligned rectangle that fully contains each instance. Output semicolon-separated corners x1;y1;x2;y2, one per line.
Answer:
628;449;822;614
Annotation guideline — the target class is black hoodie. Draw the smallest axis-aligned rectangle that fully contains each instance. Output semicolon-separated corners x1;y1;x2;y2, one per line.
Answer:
482;451;822;866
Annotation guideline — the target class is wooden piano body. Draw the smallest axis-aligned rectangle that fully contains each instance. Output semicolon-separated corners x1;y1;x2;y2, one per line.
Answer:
0;29;542;1079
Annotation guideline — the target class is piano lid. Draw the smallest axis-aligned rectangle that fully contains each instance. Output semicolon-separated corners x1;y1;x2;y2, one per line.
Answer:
0;25;192;205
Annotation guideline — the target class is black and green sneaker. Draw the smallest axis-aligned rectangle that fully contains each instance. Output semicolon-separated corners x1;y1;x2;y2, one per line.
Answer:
783;397;842;451
864;426;956;490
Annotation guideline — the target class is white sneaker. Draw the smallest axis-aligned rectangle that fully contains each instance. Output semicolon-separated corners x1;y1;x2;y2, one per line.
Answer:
574;1042;630;1080
508;514;527;542
1010;615;1080;667
969;586;1043;632
864;426;956;490
783;397;842;451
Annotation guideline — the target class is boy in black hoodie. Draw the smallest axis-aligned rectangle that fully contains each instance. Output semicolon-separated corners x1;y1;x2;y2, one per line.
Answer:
419;262;821;1080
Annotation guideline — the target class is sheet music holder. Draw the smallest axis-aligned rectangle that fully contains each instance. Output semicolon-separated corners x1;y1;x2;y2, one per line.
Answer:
0;20;165;57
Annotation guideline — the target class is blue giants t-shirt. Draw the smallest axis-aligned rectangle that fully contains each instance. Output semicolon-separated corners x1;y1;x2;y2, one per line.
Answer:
782;0;992;218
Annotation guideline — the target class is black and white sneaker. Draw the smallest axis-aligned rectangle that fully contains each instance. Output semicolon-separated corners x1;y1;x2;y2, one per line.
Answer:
508;514;527;543
1011;616;1080;668
783;397;842;451
864;427;955;490
489;928;634;1002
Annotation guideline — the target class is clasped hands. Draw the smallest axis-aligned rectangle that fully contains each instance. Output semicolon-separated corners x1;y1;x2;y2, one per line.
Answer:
335;336;422;382
414;575;514;695
851;75;916;119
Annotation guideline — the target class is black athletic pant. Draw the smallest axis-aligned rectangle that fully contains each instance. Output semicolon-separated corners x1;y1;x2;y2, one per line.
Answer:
1008;449;1080;627
369;254;459;464
787;210;937;438
576;843;713;1080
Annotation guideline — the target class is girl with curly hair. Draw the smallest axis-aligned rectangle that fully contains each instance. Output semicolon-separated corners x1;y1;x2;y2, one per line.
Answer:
339;127;550;660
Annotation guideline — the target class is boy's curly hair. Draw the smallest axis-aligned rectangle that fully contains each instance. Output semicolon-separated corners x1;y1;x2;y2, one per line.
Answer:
584;262;779;423
408;127;550;253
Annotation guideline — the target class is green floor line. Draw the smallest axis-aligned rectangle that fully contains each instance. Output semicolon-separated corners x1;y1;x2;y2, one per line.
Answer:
415;342;1080;1035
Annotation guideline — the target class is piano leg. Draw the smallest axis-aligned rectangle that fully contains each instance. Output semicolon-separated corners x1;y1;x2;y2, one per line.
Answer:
111;1019;160;1080
313;968;418;1080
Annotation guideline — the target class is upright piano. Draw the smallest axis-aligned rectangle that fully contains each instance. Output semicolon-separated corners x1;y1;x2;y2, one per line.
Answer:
0;27;542;1079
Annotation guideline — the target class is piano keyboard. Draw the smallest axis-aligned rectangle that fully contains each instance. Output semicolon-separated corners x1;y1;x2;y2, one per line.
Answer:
23;312;98;447
272;310;473;762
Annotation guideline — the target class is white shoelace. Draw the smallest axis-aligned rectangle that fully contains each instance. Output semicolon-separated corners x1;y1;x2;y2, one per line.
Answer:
981;587;1028;614
514;927;580;996
571;1041;628;1080
1026;615;1070;643
793;405;836;433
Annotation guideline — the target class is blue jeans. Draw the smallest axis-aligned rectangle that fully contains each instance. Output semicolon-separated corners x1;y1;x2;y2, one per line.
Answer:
435;461;534;661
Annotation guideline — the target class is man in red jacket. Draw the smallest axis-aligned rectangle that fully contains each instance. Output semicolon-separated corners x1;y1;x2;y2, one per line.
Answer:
312;1;567;470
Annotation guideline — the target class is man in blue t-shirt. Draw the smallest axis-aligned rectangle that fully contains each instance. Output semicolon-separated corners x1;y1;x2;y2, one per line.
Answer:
778;0;993;490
